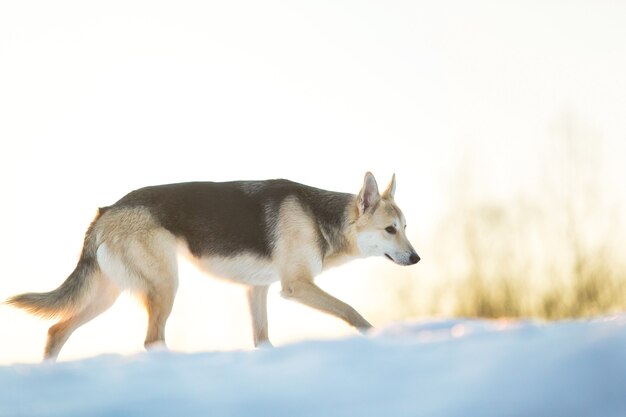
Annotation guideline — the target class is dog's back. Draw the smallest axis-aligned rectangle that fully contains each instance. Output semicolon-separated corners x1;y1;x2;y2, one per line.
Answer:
109;180;354;258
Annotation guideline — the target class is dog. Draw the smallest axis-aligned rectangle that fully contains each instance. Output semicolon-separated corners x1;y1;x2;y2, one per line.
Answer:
7;172;419;361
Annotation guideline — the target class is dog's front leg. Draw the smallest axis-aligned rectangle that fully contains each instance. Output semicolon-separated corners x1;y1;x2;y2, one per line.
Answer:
247;285;272;347
281;277;372;333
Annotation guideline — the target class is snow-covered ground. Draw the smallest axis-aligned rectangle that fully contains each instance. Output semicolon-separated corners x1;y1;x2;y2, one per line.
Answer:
1;315;625;417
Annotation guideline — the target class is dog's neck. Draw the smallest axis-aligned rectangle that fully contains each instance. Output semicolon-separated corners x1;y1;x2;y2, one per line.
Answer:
320;197;362;270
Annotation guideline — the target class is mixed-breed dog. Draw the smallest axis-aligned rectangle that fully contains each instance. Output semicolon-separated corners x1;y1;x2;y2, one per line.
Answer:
7;172;420;360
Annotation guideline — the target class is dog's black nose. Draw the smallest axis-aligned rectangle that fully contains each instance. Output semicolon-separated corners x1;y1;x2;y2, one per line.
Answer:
409;253;420;264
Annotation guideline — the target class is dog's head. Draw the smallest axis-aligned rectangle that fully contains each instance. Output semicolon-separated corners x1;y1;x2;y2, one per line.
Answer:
353;172;420;266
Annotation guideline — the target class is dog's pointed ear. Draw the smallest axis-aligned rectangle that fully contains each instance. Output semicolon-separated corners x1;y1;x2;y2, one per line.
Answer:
358;172;380;215
382;173;396;199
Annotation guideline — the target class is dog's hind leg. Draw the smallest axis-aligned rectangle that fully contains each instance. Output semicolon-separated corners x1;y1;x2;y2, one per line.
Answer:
247;285;271;347
142;273;177;350
99;238;178;350
121;238;178;350
44;273;120;361
126;232;178;350
96;213;179;351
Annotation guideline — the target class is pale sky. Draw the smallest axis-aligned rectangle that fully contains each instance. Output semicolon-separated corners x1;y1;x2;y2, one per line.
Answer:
1;1;625;363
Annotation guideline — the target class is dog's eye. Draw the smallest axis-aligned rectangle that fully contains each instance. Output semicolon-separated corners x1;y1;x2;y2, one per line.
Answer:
385;226;397;234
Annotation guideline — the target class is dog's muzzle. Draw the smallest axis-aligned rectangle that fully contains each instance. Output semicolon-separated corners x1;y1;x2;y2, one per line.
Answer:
385;252;420;265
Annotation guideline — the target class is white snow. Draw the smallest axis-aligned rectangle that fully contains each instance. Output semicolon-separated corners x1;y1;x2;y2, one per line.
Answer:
2;315;625;417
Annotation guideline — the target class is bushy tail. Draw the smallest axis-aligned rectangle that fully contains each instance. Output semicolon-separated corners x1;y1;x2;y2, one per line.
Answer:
5;210;104;319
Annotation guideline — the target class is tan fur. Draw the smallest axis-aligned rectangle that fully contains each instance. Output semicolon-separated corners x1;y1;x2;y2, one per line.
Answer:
275;197;373;331
321;202;361;269
44;272;120;359
95;207;179;350
247;285;271;346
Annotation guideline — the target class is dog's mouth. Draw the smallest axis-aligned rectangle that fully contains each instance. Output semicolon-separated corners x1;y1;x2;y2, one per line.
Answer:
384;253;394;262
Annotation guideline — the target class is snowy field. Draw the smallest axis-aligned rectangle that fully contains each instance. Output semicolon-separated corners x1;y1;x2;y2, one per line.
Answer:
1;315;625;417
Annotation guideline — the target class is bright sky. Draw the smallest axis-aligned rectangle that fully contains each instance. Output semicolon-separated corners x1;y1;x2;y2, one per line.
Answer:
1;1;625;364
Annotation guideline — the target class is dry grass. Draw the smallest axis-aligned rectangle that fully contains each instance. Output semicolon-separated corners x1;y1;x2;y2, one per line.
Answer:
382;203;626;321
381;115;626;321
